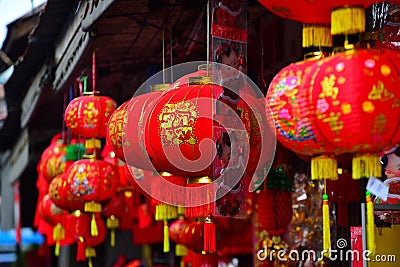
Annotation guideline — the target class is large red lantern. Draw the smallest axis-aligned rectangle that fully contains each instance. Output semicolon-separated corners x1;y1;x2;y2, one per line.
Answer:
266;58;338;156
106;101;129;161
64;158;119;211
306;48;400;153
64;94;117;138
123;91;165;170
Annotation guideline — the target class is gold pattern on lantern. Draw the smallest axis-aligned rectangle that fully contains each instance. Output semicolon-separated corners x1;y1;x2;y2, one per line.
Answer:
159;101;198;146
362;101;375;113
381;65;391;76
371;114;387;135
322;112;343;133
341;103;352;114
368;81;394;101
319;75;339;100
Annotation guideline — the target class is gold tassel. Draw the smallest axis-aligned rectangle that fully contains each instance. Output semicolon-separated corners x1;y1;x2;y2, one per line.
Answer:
163;220;170;253
106;216;119;247
177;206;185;215
311;155;338;180
86;247;96;267
331;6;365;35
84;201;102;213
322;193;331;258
156;204;177;221
366;191;376;255
352;154;381;179
53;223;65;256
302;24;332;48
175;244;188;257
91;213;98;237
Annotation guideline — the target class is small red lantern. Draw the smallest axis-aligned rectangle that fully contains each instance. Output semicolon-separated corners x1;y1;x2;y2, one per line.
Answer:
64;94;117;138
49;174;86;212
257;168;293;239
168;218;191;244
64;158;120;211
38;140;66;182
65;211;106;263
106;101;129;161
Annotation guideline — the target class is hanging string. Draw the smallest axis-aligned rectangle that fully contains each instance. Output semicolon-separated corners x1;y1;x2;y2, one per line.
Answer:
162;3;167;84
260;11;266;95
167;0;174;83
92;52;97;94
62;90;68;143
206;0;210;76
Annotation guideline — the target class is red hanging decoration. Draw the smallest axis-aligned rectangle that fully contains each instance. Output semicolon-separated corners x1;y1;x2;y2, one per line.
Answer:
38;139;66;183
64;94;117;138
49;174;86;212
106;101;129;161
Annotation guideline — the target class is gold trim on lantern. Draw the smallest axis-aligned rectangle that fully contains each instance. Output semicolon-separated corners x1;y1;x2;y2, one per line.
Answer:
188;76;213;85
187;176;212;184
84;201;102;213
302;24;332;48
82;91;95;96
85;138;101;150
304;51;328;60
331;6;365;35
150;83;170;92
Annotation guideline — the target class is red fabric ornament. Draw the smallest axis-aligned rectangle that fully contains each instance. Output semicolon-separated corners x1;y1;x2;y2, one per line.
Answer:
64;158;120;207
268;48;400;156
106;101;129;161
257;188;293;239
307;48;400;154
168;218;191;244
182;250;218;267
38;140;66;183
49;174;86;212
64;94;117;138
123;92;163;170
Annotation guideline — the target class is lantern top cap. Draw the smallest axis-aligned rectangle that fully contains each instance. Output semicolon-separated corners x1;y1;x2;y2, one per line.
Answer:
388;5;400;16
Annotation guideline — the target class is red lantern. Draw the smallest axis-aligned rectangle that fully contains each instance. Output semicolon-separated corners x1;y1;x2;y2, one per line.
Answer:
266;58;338;156
106;101;129;161
168;218;191;244
64;158;119;211
64;94;117;138
49;174;86;212
123;91;164;170
65;211;106;262
306;48;400;154
38;140;66;182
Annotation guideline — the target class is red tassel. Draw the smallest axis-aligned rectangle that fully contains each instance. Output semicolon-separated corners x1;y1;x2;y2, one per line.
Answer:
76;241;86;262
203;216;216;253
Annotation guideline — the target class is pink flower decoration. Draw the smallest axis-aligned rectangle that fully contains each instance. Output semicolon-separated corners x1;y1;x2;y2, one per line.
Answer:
317;98;329;113
278;108;291;120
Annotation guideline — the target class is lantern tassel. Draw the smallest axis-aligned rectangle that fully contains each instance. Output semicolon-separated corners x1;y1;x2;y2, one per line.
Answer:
352;154;381;179
366;191;376;255
106;216;119;247
76;241;86;262
203;215;216;253
91;214;98;237
163;220;170;253
331;6;365;35
302;24;332;48
311;155;338;180
52;223;65;256
175;244;188;257
322;193;331;258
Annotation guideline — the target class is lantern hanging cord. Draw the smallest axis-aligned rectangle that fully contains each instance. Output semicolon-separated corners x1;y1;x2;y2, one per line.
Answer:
167;0;174;82
206;0;210;76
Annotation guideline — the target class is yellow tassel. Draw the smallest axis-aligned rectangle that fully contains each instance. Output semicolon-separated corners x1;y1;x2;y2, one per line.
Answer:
163;220;170;253
91;214;98;237
110;229;115;248
177;206;185;216
331;6;365;35
88;258;93;267
352;154;381;179
322;194;331;257
53;223;65;256
175;244;188;257
366;191;376;255
311;155;338;180
302;24;332;48
86;247;96;267
84;201;101;213
156;204;177;221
